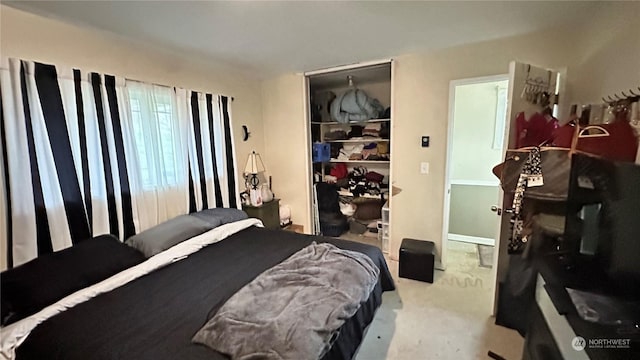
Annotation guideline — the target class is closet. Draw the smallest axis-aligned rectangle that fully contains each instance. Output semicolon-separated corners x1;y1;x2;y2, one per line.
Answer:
305;61;393;253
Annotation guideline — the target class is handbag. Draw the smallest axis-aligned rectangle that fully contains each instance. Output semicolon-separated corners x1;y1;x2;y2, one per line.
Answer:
497;146;573;201
552;121;638;162
493;121;638;253
494;123;639;201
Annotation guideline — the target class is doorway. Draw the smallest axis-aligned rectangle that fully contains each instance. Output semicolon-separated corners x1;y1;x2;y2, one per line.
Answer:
442;75;509;292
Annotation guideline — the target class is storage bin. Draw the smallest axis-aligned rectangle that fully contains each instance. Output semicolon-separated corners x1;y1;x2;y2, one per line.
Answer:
378;223;389;253
312;142;330;163
381;201;389;223
399;238;435;283
379;201;390;253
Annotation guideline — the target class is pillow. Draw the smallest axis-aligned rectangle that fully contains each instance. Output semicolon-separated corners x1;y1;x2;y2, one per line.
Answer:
125;215;214;258
1;235;145;326
189;208;248;228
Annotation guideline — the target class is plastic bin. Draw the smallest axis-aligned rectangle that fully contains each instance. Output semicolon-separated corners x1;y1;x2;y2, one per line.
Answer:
312;142;330;163
380;201;390;253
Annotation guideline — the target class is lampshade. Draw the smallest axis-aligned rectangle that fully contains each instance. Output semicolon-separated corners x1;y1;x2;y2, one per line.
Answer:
244;151;265;175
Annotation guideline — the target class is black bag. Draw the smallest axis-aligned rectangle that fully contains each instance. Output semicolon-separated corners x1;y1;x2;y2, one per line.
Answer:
315;183;340;213
496;147;572;201
319;212;348;237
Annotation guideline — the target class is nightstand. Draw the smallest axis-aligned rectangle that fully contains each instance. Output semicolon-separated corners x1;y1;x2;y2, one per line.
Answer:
242;199;280;230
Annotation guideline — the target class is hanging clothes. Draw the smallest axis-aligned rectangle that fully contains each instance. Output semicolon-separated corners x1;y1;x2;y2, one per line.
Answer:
515;111;559;148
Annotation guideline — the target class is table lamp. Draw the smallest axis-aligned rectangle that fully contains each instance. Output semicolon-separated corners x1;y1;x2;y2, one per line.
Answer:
244;151;265;206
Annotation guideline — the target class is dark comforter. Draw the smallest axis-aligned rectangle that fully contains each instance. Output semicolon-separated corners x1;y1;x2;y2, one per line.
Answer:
16;226;395;360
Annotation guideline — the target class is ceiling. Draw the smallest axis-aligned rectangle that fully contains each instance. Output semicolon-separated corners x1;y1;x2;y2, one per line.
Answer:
4;1;602;79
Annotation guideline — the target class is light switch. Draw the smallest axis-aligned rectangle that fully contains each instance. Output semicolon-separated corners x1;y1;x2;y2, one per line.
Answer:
420;162;429;174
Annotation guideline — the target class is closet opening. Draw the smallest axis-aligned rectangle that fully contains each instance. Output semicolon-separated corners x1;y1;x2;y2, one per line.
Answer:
442;75;509;299
305;61;393;253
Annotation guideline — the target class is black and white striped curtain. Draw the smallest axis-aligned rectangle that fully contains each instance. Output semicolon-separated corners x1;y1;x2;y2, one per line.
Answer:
184;91;238;215
0;58;238;268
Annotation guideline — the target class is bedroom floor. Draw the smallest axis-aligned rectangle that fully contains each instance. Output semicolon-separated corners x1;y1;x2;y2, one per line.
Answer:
354;240;524;360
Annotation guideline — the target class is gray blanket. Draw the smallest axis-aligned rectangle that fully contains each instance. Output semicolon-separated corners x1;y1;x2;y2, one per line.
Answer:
192;242;380;360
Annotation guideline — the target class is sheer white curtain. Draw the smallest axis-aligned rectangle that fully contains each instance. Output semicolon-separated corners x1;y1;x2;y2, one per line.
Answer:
120;81;189;232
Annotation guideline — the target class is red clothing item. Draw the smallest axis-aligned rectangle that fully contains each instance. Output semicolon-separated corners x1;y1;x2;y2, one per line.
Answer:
515;112;527;148
330;163;348;179
515;112;559;148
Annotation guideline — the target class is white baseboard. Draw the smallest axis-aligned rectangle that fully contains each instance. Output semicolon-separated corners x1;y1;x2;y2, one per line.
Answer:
448;233;495;246
450;179;499;187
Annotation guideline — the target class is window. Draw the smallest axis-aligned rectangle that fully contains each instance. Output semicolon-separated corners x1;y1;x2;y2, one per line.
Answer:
127;83;186;190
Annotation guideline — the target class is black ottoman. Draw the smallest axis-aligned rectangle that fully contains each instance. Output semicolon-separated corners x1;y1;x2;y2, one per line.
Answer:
399;238;435;283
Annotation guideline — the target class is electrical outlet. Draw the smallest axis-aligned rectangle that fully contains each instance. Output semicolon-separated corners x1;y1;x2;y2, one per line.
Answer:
420;162;429;174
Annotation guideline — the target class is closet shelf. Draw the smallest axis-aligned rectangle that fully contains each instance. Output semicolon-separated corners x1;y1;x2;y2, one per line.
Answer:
329;159;390;164
323;138;389;143
311;118;390;125
337;190;387;199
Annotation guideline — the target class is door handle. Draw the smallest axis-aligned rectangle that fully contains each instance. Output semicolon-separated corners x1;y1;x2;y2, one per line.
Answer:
490;206;502;216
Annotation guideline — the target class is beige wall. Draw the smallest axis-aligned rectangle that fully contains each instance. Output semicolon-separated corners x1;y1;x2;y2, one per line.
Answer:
260;4;639;264
261;9;639;262
261;74;312;232
390;3;639;262
569;2;640;104
0;6;265;187
261;24;579;259
391;26;584;263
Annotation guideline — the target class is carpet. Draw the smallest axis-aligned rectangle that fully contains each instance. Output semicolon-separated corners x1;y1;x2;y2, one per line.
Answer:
355;244;524;360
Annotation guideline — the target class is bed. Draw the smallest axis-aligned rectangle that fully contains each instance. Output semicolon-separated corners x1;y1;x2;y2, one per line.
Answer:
1;215;394;360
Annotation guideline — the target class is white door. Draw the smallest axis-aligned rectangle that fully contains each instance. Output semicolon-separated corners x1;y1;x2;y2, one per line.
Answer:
490;61;564;314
